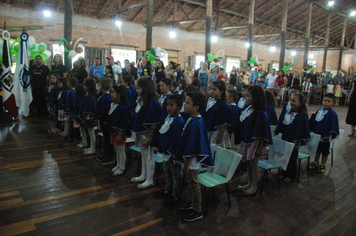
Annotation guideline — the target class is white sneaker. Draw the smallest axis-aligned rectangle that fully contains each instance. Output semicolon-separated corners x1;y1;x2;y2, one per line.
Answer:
77;143;85;148
113;169;124;176
111;166;119;172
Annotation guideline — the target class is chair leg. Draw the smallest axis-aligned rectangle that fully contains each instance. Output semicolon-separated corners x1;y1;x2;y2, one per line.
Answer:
307;157;310;177
277;168;281;187
155;163;160;186
225;183;231;207
297;159;301;181
259;169;267;194
204;188;211;216
331;149;334;166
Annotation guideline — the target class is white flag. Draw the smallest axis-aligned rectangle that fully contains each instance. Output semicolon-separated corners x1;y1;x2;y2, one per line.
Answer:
13;32;32;117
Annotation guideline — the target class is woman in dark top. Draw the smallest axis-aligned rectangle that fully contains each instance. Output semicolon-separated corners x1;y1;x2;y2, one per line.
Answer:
51;54;67;77
286;70;293;87
122;63;138;80
154;60;168;84
228;66;238;87
69;60;88;84
291;71;301;87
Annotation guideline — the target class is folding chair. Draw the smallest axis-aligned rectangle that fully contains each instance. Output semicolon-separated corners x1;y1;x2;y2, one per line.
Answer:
297;133;321;181
330;129;344;166
259;138;295;192
198;146;242;215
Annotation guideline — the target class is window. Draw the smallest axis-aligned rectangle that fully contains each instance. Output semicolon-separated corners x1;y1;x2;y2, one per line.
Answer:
161;53;168;68
226;58;240;73
272;62;279;71
52;44;85;65
195;55;205;70
307;61;316;65
111;48;136;67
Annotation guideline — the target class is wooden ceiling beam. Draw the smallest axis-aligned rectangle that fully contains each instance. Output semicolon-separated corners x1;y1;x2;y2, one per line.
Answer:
153;0;172;21
188;25;248;32
315;2;356;22
57;0;64;11
132;5;147;22
97;0;111;18
177;1;190;19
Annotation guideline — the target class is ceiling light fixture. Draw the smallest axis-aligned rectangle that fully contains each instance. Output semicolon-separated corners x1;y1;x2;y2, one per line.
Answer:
328;1;335;7
43;10;51;17
351;11;356;17
212;35;218;43
245;42;250;48
291;51;296;56
115;20;122;27
270;46;276;52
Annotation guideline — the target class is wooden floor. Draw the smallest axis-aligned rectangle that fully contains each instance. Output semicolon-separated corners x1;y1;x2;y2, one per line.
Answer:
1;105;356;236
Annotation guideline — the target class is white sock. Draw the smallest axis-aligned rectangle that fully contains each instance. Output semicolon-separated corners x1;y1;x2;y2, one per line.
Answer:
88;127;96;153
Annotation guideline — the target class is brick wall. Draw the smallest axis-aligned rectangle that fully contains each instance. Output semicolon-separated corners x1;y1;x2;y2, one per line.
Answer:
1;4;355;73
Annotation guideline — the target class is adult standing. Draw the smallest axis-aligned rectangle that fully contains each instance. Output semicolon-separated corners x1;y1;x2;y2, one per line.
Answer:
138;57;151;78
30;55;50;117
198;62;210;92
106;55;122;84
51;54;67;77
275;71;287;107
247;65;255;84
322;72;333;89
153;60;167;84
346;82;356;137
69;60;88;84
176;64;184;82
122;61;138;81
194;61;203;78
167;61;177;81
307;69;317;85
88;57;104;80
291;71;301;87
228;66;238;87
267;69;278;89
286;70;293;88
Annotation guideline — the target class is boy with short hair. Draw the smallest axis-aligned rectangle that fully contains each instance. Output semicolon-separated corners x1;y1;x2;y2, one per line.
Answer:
95;78;114;165
171;81;178;94
160;78;173;119
217;68;227;82
65;77;78;141
309;93;339;173
159;94;185;206
302;77;312;104
169;92;213;222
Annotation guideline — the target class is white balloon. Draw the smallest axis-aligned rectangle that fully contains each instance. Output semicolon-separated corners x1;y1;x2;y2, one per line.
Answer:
28;36;35;45
27;42;34;51
250;63;254;68
44;50;52;57
69;50;77;58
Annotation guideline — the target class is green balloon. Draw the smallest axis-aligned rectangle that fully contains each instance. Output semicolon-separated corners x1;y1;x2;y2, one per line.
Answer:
31;51;40;59
38;45;46;53
9;39;15;44
151;60;156;65
29;43;35;51
64;48;70;53
14;44;20;52
68;55;72;60
10;47;17;55
17;35;21;43
147;54;154;61
78;56;83;60
41;53;48;61
0;56;2;62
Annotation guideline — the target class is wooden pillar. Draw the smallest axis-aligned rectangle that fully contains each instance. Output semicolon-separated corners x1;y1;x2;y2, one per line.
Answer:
247;0;255;61
146;0;153;51
303;1;312;70
205;0;212;62
322;11;331;72
338;18;347;71
354;32;356;49
64;0;73;73
279;0;289;71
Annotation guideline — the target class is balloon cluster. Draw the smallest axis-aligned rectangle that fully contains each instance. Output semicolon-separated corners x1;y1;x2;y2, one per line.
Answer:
248;55;259;68
338;69;347;74
59;38;84;60
305;64;316;72
146;46;157;65
282;56;296;71
207;50;225;63
0;34;51;63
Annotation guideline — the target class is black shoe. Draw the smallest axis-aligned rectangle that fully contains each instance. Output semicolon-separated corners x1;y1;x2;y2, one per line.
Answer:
179;202;193;210
182;210;203;222
96;155;106;162
99;157;116;165
163;196;180;207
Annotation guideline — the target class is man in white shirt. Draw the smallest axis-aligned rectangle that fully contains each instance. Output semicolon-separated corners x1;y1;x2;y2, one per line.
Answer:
106;55;122;84
267;69;278;89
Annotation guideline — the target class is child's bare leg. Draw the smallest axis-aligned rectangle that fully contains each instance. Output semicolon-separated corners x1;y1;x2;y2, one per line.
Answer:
314;153;321;165
321;155;329;165
244;157;259;194
240;160;252;190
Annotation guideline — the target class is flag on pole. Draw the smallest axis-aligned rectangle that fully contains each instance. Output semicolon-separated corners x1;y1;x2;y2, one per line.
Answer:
1;30;18;118
13;32;32;117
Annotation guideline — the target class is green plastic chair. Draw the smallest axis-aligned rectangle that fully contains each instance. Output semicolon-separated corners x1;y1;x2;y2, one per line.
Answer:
330;129;344;166
297;132;321;181
198;146;242;215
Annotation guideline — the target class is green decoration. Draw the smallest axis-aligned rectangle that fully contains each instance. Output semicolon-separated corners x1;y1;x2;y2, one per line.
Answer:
9;39;15;44
78;56;83;60
38;44;46;53
248;56;256;66
10;47;17;55
29;43;35;51
41;53;48;62
207;53;214;62
151;60;156;65
17;35;21;43
68;55;72;60
0;56;2;62
145;47;157;65
31;51;40;59
64;48;70;53
14;44;20;52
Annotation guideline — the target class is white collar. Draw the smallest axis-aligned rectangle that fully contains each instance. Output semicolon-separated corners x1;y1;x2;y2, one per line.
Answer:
159;115;179;134
206;98;217;111
238;97;246;108
315;108;329;122
240;105;254;122
135;97;142;113
109;103;119;115
282;111;297;125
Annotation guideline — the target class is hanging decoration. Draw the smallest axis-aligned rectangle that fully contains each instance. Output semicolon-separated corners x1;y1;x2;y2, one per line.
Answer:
282;56;296;71
207;50;225;63
145;46;157;65
248;55;259;68
155;47;166;61
305;64;316;72
59;37;84;60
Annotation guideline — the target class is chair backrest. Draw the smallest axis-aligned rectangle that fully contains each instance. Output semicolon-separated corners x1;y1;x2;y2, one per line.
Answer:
213;147;242;181
330;129;344;149
268;138;295;171
299;132;321;159
211;143;217;160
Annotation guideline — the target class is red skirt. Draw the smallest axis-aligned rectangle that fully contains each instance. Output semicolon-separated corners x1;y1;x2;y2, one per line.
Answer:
110;134;126;146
